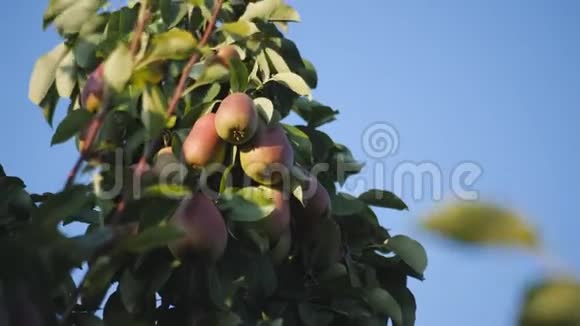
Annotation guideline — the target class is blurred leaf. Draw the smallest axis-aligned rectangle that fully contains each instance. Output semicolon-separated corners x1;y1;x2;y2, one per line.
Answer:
160;0;188;28
122;224;184;253
29;43;69;105
229;57;249;92
140;28;197;66
270;72;311;99
141;84;167;139
519;278;580;326
81;256;120;310
271;4;301;22
74;34;101;69
43;0;76;26
33;185;93;227
51;0;104;35
55;50;77;98
364;288;402;325
51;109;93;145
143;184;191;199
359;190;408;211
385;235;428;277
104;44;134;93
222;21;258;37
241;0;300;22
218;187;275;222
422;202;540;249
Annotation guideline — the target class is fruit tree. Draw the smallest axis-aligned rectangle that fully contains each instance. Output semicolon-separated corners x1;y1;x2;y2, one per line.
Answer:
1;0;428;325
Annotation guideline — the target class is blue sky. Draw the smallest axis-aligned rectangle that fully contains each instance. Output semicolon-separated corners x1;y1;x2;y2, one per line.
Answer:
1;1;579;325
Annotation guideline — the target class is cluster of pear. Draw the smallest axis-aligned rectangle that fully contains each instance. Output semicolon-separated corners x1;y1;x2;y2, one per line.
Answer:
79;47;339;269
172;85;338;265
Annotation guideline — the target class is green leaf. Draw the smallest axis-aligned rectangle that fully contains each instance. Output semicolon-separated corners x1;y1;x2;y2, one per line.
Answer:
229;58;249;92
218;187;276;222
331;193;366;216
51;109;93;145
74;34;101;69
140;28;197;66
191;64;230;89
55;50;77;98
39;84;60;126
265;48;290;73
104;43;134;93
82;256;121;310
221;21;258;37
389;287;416;326
141;84;167;140
160;0;189;28
359;190;408;211
385;235;428;276
298;303;335;326
143;184;191;199
282;124;312;164
364;288;403;325
271;4;301;22
51;0;104;35
240;0;280;21
422;202;540;249
29;43;69;105
241;0;300;22
298;58;317;89
308;102;338;128
519;278;580;326
270;72;311;99
123;224;184;253
254;97;275;124
43;0;76;26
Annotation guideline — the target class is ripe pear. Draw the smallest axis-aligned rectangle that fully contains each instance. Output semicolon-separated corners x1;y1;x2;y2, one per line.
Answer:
153;147;187;185
182;113;226;168
259;186;291;241
81;64;105;113
169;194;228;262
303;175;331;219
240;125;294;185
216;45;240;67
215;93;258;145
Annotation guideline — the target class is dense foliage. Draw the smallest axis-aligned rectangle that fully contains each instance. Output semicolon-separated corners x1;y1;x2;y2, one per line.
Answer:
1;1;428;325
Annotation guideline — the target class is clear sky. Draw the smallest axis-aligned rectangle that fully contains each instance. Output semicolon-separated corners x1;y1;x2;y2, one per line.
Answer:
1;1;579;325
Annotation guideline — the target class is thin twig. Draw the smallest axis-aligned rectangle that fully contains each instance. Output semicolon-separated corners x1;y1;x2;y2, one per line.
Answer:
63;3;151;189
